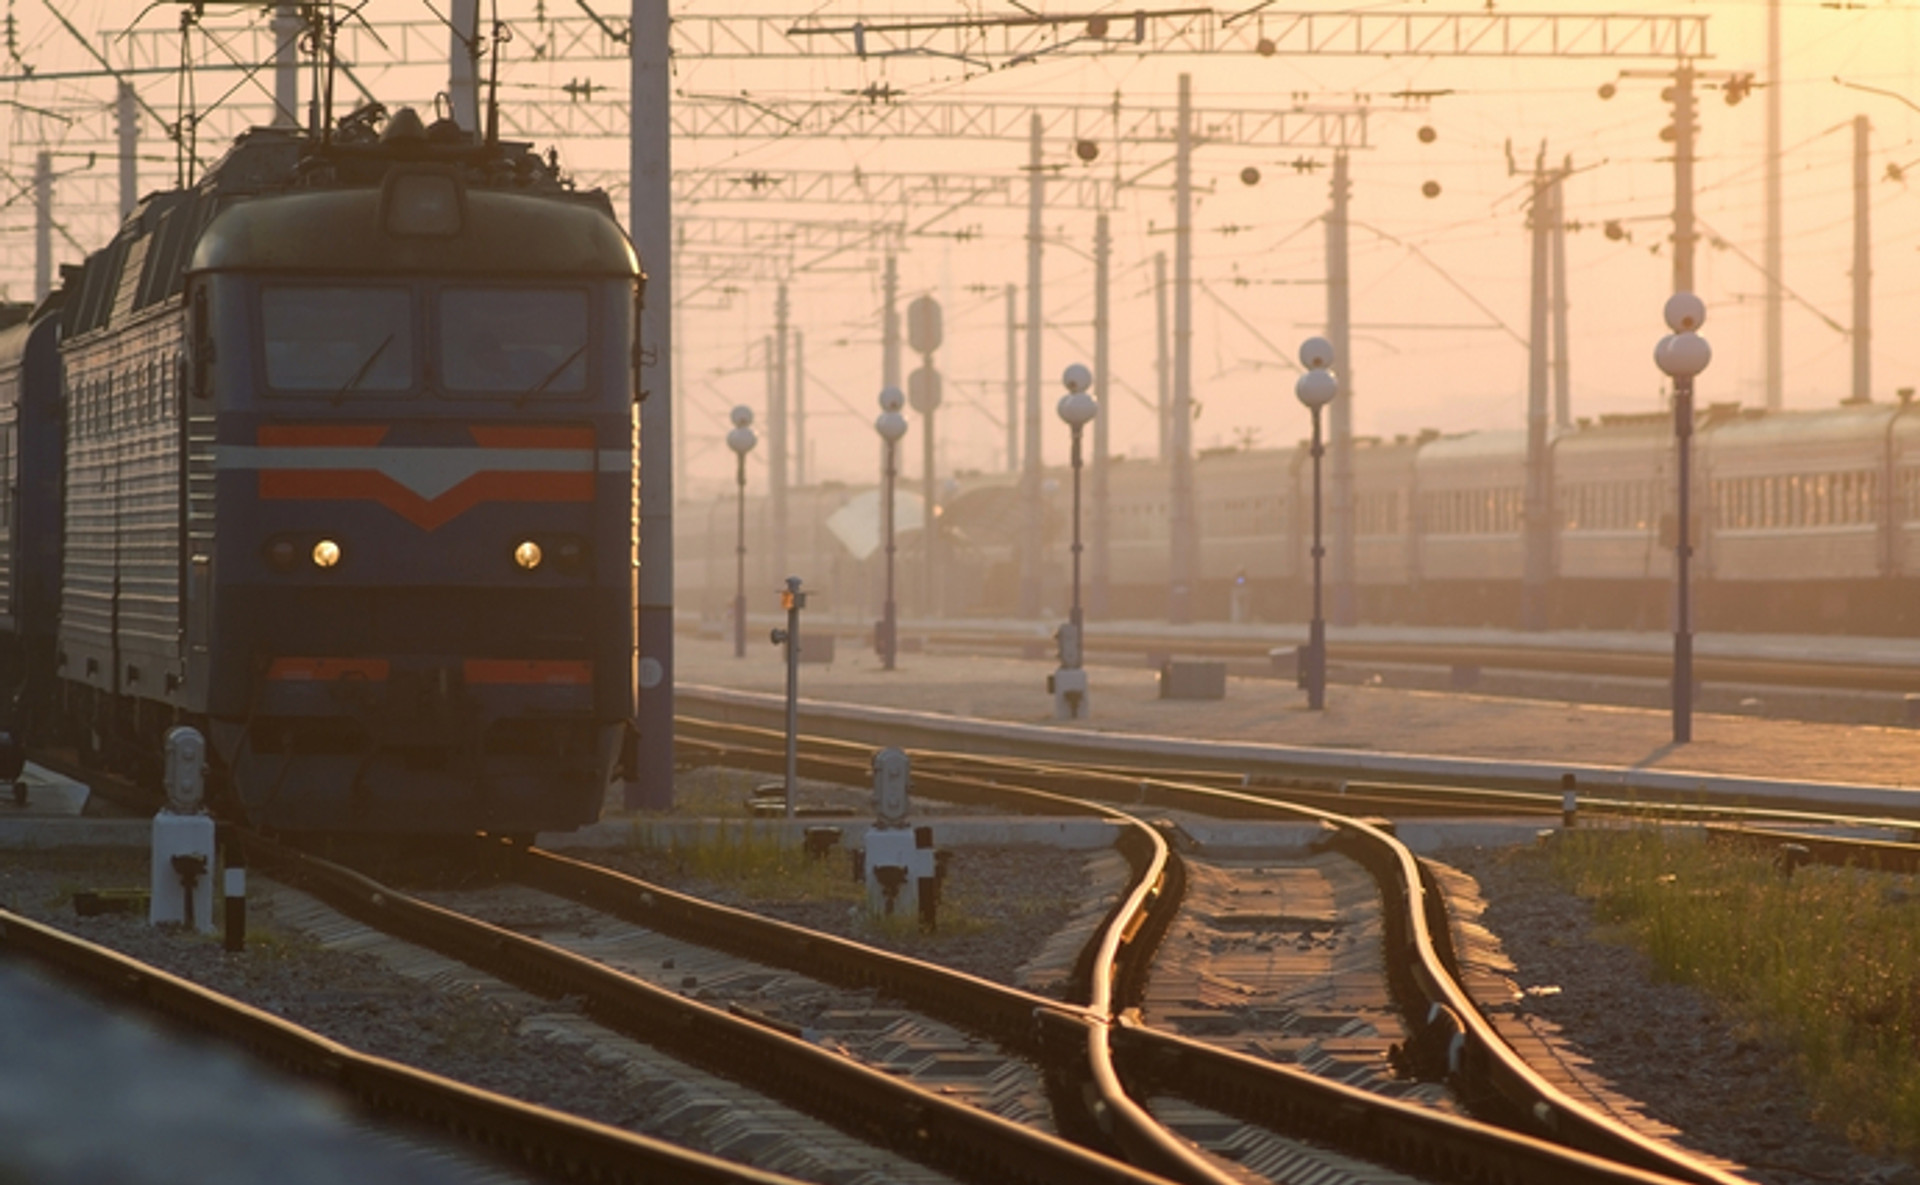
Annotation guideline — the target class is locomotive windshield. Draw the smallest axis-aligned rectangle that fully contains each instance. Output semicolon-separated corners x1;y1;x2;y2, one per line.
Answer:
439;287;588;396
261;286;414;393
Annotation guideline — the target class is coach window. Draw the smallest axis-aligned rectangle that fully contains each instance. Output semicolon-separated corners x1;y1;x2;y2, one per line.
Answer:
439;287;588;397
261;286;414;394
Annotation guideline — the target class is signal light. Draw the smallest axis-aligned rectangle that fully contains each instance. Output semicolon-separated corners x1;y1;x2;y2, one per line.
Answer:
312;540;342;569
514;540;543;571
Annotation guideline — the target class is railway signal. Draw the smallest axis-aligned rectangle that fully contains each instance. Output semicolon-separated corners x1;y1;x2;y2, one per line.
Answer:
1654;294;1712;745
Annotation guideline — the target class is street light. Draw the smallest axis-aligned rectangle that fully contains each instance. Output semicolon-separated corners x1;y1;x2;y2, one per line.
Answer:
725;405;757;659
1294;337;1338;711
1654;293;1711;744
875;386;908;672
1051;363;1097;719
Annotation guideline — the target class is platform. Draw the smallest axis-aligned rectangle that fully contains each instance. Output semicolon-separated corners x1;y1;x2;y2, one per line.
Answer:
674;631;1920;796
0;957;521;1185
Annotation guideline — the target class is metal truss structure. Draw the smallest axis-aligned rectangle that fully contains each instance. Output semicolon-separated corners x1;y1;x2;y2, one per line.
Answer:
81;10;1708;76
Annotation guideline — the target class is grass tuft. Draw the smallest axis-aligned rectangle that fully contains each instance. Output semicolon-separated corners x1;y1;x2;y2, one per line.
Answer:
634;821;863;904
1549;825;1920;1153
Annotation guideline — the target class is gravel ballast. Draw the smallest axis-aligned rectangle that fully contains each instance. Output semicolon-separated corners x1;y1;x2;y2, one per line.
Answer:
1438;843;1920;1185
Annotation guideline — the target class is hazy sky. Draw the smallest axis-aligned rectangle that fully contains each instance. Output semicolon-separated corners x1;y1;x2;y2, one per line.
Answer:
4;3;1917;499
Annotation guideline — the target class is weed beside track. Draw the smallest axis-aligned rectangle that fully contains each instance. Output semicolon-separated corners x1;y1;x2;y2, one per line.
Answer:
1546;826;1920;1154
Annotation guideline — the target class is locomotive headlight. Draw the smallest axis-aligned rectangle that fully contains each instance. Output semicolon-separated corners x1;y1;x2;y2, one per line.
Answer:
514;540;543;570
554;538;587;572
312;539;342;569
266;539;298;572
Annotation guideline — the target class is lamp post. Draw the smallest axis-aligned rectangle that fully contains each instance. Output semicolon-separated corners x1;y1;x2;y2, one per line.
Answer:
1295;338;1338;711
1051;363;1097;719
1654;293;1711;744
725;406;756;659
875;387;908;672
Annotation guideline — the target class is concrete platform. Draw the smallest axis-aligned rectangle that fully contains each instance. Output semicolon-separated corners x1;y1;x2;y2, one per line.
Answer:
674;633;1920;802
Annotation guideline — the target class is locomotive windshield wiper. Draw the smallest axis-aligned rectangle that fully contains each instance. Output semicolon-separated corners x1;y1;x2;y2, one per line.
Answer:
515;344;586;407
332;334;394;405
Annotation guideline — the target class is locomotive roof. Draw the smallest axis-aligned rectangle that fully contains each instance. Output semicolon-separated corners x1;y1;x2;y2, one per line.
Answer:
188;186;637;277
60;106;633;340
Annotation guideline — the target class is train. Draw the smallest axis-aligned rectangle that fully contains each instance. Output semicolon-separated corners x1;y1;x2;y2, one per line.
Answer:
682;395;1920;637
0;102;642;834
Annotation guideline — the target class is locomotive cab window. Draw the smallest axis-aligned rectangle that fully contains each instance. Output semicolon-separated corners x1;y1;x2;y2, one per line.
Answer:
261;286;414;394
439;287;588;397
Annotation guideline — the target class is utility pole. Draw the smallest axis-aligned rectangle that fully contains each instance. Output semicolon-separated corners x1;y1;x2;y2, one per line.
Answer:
1522;146;1554;630
672;246;686;502
771;285;790;581
1765;0;1782;411
1091;211;1111;619
1154;251;1169;461
1005;284;1018;473
448;0;479;134
116;82;138;219
882;254;901;390
1853;114;1870;404
1168;74;1196;624
1021;114;1045;619
33;152;50;301
629;0;673;810
1325;149;1354;627
794;331;806;487
1672;62;1697;294
1550;154;1571;429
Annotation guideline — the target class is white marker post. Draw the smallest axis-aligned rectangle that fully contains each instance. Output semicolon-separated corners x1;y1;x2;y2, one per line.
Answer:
150;726;216;934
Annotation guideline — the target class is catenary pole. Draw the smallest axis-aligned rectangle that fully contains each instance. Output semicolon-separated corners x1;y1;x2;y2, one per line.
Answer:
1853;115;1870;404
1168;74;1196;624
1091;211;1111;619
1005;283;1019;473
629;0;673;809
1765;0;1782;412
1326;149;1355;626
1021;114;1045;618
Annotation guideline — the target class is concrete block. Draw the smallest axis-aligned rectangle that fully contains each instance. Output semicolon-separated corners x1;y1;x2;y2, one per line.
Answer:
1159;660;1227;700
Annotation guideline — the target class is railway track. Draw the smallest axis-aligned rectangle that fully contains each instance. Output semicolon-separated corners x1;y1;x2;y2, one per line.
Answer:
672;716;1753;1185
0;905;805;1185
20;716;1900;1185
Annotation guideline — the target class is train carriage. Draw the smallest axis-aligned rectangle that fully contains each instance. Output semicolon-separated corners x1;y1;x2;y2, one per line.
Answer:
1551;413;1673;628
1413;430;1526;623
1699;402;1908;630
1346;436;1423;620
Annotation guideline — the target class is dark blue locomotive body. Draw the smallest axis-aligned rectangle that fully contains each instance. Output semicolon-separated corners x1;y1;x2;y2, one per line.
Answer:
0;108;642;834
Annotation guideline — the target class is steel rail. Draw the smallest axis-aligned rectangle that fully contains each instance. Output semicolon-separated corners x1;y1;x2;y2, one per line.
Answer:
674;717;1744;1185
0;908;805;1185
898;748;1756;1185
1702;821;1920;873
244;832;1172;1185
666;732;1241;1185
678;686;1920;825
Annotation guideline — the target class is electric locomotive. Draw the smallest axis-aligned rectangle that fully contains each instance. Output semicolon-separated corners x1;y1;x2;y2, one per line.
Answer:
11;103;642;833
